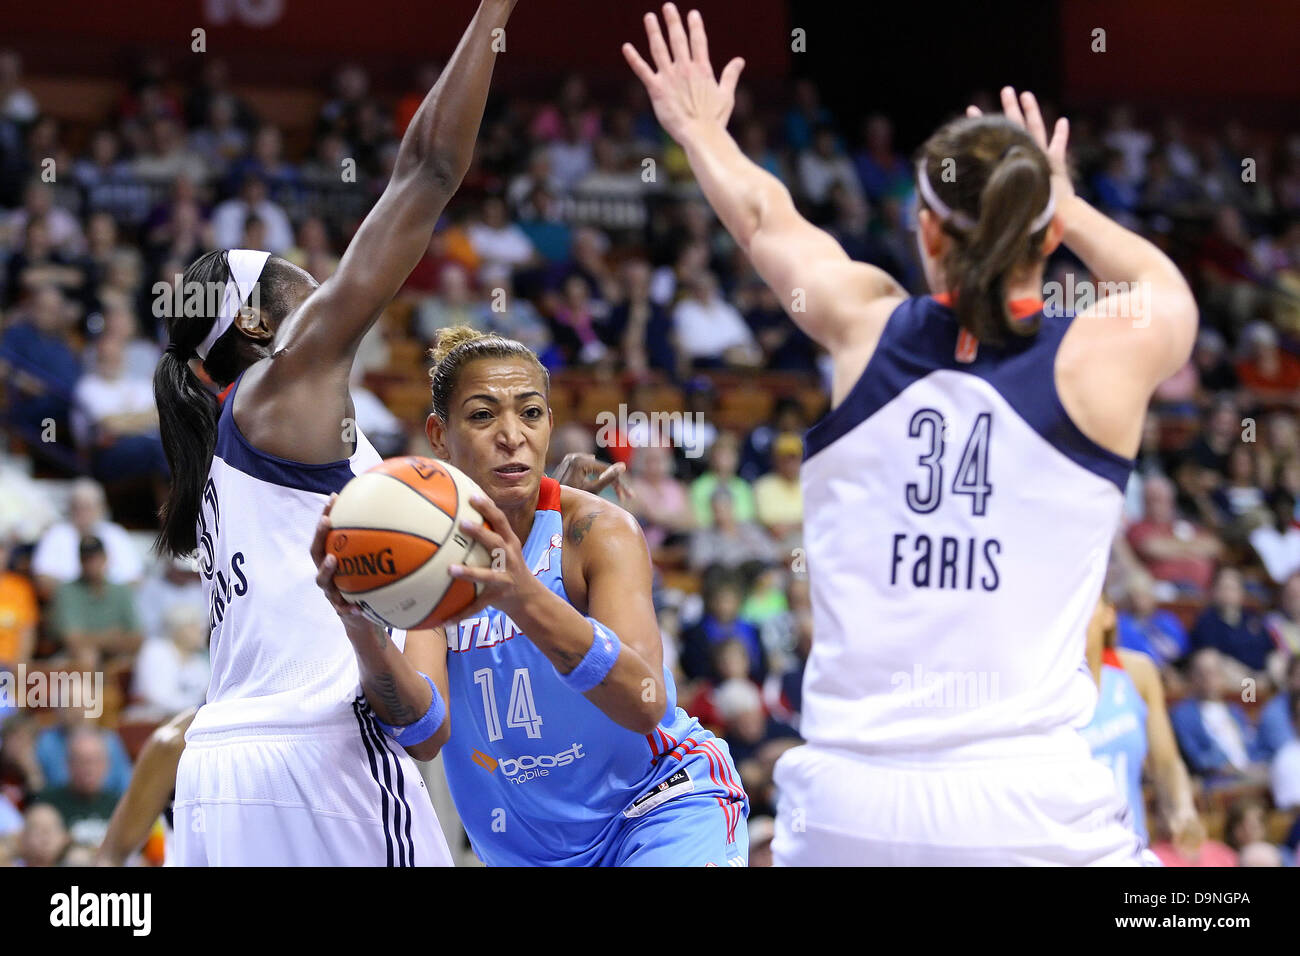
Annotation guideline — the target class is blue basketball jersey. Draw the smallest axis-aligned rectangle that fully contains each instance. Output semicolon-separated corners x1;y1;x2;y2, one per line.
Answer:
1081;649;1149;844
440;477;747;865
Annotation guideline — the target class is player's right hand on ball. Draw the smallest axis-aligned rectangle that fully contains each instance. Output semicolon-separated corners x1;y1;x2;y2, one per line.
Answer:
311;494;385;636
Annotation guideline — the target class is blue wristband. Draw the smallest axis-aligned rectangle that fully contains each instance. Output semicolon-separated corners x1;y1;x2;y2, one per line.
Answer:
374;673;446;747
560;618;622;693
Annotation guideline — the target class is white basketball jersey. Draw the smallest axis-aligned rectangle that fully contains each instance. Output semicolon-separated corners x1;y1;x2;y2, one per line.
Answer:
189;371;400;737
799;296;1134;760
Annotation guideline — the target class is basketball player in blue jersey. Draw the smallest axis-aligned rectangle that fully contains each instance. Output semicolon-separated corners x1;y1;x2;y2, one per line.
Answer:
1082;596;1199;856
624;5;1198;863
152;0;519;866
313;325;750;866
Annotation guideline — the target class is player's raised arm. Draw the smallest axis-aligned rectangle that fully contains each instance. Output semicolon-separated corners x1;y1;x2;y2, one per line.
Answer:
981;88;1198;387
622;4;905;352
271;0;518;373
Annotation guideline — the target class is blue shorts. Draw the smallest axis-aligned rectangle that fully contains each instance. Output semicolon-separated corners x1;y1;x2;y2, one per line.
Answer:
602;746;750;867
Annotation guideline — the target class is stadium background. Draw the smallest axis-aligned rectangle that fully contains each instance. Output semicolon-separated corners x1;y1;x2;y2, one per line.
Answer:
1;0;1298;866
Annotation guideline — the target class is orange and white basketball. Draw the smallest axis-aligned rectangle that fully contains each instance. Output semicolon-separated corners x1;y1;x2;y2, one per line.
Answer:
325;456;492;629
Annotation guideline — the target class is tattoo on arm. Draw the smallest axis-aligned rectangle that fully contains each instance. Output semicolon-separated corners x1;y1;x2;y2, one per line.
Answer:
568;511;599;545
369;671;419;726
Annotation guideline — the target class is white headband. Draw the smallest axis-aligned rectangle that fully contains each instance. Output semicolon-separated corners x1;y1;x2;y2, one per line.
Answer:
915;160;1056;235
194;249;271;361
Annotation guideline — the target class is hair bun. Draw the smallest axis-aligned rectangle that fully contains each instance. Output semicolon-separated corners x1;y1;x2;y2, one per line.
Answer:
429;325;489;366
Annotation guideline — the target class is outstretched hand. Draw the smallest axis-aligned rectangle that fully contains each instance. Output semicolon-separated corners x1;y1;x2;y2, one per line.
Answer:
967;87;1075;206
553;452;634;503
622;3;746;143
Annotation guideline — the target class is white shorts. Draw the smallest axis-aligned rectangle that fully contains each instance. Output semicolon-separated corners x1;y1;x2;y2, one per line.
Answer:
174;704;452;867
772;743;1144;866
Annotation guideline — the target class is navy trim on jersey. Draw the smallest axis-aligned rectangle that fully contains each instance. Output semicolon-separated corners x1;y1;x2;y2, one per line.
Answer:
352;697;414;866
363;701;414;867
213;370;359;495
803;296;1135;491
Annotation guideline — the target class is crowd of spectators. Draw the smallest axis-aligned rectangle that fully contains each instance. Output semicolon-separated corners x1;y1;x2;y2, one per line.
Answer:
0;47;1298;866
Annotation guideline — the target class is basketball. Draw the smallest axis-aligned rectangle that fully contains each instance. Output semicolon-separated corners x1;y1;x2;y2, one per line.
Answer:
324;456;492;629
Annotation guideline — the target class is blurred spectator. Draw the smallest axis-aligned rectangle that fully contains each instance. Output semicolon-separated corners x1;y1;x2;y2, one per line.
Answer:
0;284;81;441
284;216;338;278
414;262;490;344
516;186;573;264
0;51;38;125
72;334;168;489
606;259;680;379
671;272;761;370
1237;321;1300;403
687;638;756;729
87;289;162;379
1126;474;1220;596
783;79;833;153
184;58;255;133
547;112;595;192
48;535;142;669
134;554;203;644
689;487;780;576
131;603;209;719
798;126;863;211
211;173;293;253
1223;795;1292;866
681;576;767;683
1191;328;1239;393
739;397;807;483
1260;653;1300;758
228;124;300;204
1116;569;1190;669
740;279;819;374
624;446;694;553
31;478;143;595
4;180;84;256
550;273;609;366
0;533;37;670
188;94;249;180
753;433;804;550
1251;489;1300;584
712;677;798;764
34;727;120;849
1188;567;1278;677
852;114;909;203
34;709;130;796
1170;648;1268;781
468;196;538;281
13;803;68;867
690;432;756;527
131;117;209;188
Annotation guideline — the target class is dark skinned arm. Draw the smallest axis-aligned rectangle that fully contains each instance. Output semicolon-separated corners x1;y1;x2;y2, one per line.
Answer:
311;499;451;761
244;0;518;464
95;708;196;866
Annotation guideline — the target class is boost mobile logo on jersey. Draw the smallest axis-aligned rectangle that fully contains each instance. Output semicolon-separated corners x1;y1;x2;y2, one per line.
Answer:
476;742;586;784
